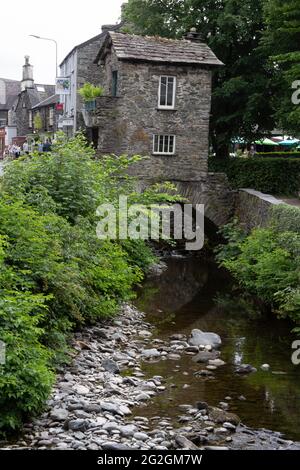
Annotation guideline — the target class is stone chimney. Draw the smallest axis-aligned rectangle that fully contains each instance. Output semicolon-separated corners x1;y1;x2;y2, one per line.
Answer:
101;24;116;33
21;56;34;91
101;2;128;33
184;28;205;43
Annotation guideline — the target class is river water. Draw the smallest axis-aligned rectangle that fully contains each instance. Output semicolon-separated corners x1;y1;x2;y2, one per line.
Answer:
134;256;300;441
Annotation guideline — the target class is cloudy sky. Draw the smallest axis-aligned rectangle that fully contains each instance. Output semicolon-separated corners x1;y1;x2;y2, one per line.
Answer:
1;0;124;84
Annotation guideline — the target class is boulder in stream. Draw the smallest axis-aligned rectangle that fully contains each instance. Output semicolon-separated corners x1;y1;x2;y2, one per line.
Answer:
189;329;222;349
208;407;240;426
235;364;257;374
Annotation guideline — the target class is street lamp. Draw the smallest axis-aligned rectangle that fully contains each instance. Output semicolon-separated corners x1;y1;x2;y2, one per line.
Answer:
29;35;58;80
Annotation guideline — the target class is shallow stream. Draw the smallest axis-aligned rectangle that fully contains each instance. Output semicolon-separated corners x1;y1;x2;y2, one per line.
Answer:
134;256;300;441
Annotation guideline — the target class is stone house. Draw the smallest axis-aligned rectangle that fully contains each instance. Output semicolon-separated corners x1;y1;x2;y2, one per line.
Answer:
31;94;61;135
0;78;20;127
14;56;55;137
0;78;20;157
86;30;223;182
59;13;126;136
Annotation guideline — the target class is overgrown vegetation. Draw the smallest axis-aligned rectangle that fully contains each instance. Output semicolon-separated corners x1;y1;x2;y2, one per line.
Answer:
217;205;300;331
209;157;300;195
0;133;178;434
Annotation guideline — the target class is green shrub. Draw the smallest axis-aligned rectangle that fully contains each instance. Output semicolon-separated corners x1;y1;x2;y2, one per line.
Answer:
0;133;178;434
255;152;300;158
0;293;54;433
217;222;300;326
270;204;300;233
209;157;300;195
2;134;98;222
0;235;54;432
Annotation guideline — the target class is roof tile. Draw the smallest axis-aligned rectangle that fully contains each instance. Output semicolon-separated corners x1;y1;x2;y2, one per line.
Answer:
96;32;223;67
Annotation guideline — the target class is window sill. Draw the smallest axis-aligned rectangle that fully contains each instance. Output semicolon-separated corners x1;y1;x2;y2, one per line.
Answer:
156;108;177;112
152;153;176;157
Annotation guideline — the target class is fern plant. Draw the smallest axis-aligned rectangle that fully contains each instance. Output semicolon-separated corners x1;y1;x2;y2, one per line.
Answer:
78;83;104;102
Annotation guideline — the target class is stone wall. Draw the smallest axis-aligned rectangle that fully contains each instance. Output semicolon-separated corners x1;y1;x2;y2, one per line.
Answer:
173;173;235;227
94;50;212;182
76;38;106;131
133;172;234;228
234;189;285;232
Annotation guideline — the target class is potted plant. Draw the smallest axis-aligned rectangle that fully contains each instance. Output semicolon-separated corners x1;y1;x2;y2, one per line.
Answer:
78;83;104;111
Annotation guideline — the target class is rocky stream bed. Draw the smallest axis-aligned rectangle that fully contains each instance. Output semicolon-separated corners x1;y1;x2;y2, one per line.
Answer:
2;302;300;451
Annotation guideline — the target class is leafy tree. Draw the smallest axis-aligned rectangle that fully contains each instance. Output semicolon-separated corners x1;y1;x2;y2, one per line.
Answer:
124;0;276;158
262;0;300;133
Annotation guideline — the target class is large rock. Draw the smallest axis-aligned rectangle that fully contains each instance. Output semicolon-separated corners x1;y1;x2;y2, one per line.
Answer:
50;408;69;421
133;432;149;441
100;402;123;415
73;384;90;395
141;348;161;359
102;442;131;451
175;435;200;450
208;407;240;425
188;329;222;349
209;359;226;367
102;359;120;374
120;424;137;437
196;401;209;411
83;403;102;413
147;262;167;278
235;364;257;374
103;422;120;432
67;419;89;431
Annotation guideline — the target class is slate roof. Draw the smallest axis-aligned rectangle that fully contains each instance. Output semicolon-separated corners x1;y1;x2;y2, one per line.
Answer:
25;84;56;108
60;22;123;67
0;78;21;110
94;32;223;67
32;93;59;109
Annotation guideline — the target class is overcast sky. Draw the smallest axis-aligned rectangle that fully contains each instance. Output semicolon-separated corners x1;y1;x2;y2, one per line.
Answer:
1;0;125;84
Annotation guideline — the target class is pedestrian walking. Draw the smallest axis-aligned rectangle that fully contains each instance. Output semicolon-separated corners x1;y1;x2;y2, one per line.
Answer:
23;140;29;154
43;139;52;152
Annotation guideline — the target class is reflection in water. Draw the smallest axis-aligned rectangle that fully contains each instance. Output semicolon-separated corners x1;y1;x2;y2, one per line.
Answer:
135;256;300;441
233;338;246;366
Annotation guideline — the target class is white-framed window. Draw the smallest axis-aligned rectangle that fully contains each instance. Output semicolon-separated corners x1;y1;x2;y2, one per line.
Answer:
28;110;32;128
153;134;176;155
158;76;176;109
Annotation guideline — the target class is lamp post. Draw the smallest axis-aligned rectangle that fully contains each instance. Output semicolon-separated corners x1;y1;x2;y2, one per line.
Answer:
29;35;58;80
